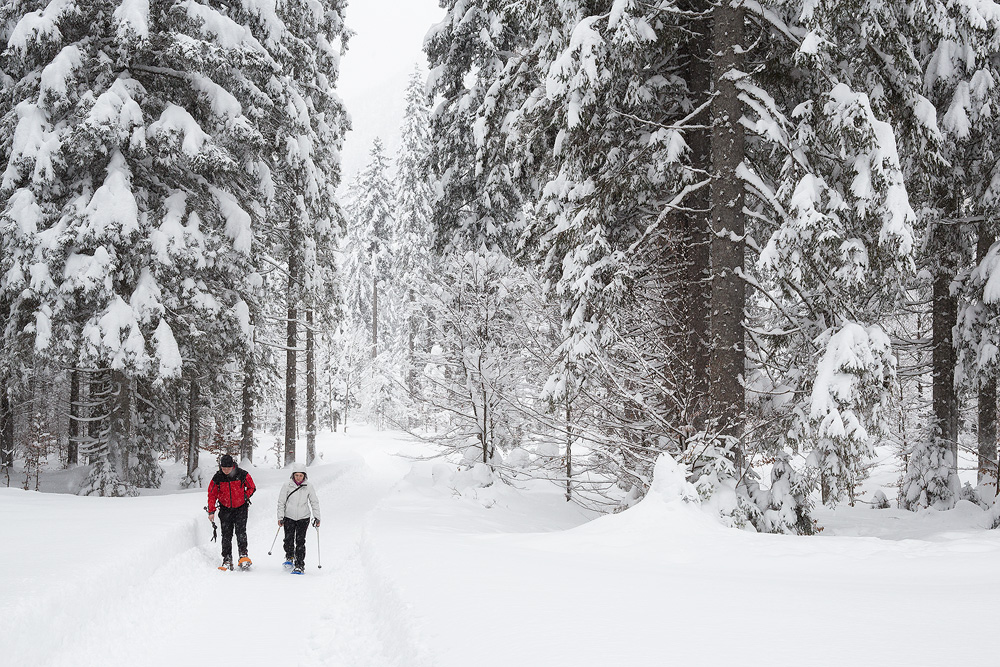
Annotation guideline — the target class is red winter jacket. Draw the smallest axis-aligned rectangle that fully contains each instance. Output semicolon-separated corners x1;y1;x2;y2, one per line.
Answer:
208;468;256;513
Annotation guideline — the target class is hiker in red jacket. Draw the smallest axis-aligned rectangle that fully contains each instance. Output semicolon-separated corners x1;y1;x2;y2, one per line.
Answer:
207;454;256;570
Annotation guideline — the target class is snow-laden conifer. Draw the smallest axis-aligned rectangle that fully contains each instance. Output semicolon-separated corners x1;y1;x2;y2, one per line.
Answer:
925;0;1000;506
392;69;437;409
341;139;395;358
424;0;925;528
0;0;277;493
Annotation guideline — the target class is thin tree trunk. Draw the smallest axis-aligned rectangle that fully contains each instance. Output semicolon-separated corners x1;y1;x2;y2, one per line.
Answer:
306;308;316;466
408;288;416;399
979;378;997;488
372;276;379;359
187;377;200;479
709;0;746;468
285;215;300;467
565;395;572;502
328;367;336;432
285;295;298;467
109;370;132;479
979;226;997;487
932;268;959;474
68;369;79;465
241;354;255;464
0;380;13;468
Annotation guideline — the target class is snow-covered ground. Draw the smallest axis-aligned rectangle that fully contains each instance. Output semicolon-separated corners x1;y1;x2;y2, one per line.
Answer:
3;427;999;666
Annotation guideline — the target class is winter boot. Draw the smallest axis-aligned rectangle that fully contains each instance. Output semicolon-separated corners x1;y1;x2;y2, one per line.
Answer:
238;555;252;570
283;557;294;569
291;564;304;575
219;557;233;571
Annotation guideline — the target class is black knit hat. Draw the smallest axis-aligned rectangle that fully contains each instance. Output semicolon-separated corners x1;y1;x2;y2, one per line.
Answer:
220;454;235;467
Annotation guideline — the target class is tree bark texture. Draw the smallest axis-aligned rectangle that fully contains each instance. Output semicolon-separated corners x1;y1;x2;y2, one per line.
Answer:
979;226;997;487
932;269;959;472
68;369;79;465
187;377;200;478
709;0;746;464
241;355;255;464
979;378;997;488
372;275;379;359
285;209;301;467
306;308;316;466
677;3;712;414
285;292;298;467
565;397;573;502
109;370;132;477
0;381;13;468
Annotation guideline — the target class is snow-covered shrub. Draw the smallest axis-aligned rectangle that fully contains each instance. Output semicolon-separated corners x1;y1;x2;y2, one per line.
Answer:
959;482;988;509
871;489;890;509
899;437;959;510
752;453;816;535
689;437;758;530
805;323;895;506
80;459;135;497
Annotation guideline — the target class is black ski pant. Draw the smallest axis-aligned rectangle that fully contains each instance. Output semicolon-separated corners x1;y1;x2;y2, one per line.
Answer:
219;503;249;561
282;517;310;567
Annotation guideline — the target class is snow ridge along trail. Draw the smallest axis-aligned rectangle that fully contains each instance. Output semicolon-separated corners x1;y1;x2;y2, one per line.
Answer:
3;438;432;667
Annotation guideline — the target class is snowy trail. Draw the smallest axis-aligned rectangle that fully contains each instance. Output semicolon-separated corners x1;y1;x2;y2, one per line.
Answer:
7;444;432;667
10;428;1000;666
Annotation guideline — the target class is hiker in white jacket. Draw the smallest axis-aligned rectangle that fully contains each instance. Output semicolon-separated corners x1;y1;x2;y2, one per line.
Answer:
277;462;321;574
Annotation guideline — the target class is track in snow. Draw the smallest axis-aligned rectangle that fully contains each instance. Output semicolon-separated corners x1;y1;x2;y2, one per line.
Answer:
31;452;432;667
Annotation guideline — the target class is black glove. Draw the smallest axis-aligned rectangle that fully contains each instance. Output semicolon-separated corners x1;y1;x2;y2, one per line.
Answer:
312;519;320;528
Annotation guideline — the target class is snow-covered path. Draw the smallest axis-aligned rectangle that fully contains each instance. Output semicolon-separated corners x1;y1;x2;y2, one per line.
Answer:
6;427;1000;666
3;437;432;666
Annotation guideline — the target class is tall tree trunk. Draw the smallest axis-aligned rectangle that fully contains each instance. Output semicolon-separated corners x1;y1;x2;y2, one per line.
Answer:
241;355;255;464
932;268;959;476
709;0;746;467
87;372;101;462
187;377;200;479
677;1;712;421
565;395;573;502
68;369;79;465
372;275;379;359
306;308;317;466
407;288;417;400
329;368;337;432
979;226;997;487
0;380;13;469
109;370;132;479
285;251;298;467
979;378;997;488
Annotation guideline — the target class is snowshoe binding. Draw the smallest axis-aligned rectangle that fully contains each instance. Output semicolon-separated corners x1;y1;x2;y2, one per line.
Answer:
219;558;233;571
291;565;304;575
283;558;294;569
238;556;252;571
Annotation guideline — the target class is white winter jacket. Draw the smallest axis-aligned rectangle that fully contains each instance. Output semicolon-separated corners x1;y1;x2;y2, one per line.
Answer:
277;468;321;522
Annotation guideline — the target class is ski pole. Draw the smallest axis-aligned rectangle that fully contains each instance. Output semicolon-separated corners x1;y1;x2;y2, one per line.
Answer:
267;525;281;555
314;525;322;569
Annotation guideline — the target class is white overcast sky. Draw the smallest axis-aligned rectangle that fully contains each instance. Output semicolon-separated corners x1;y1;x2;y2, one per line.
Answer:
337;0;445;186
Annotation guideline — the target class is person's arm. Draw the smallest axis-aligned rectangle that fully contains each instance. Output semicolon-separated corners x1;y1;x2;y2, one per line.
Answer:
207;479;218;518
276;483;288;524
309;485;321;525
244;472;256;498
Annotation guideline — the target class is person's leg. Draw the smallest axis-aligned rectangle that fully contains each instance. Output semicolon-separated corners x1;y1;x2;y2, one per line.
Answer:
235;504;249;557
282;518;295;560
293;518;309;568
219;506;234;562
